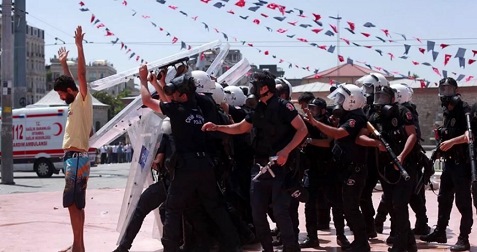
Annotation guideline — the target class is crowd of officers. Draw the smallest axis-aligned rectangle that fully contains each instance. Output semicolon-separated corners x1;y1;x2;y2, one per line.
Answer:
113;64;477;252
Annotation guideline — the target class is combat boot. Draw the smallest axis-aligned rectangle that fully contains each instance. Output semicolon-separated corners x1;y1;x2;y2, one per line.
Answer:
299;237;319;248
277;244;301;252
412;221;431;236
419;227;447;243
450;236;470;251
337;235;351;250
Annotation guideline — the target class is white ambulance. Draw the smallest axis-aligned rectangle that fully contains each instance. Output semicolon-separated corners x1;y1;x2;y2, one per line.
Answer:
0;106;96;178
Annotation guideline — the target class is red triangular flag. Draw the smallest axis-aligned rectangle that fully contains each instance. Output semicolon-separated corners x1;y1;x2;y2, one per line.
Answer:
247;43;254;47
277;28;287;33
381;29;389;37
168;5;177;10
340;38;350;45
288;21;297;26
105;30;114;36
172;37;178;44
415;37;422;43
253;19;260;24
388;53;394;60
330;24;338;33
361;32;370;37
466;76;474;82
420;80;426;88
312;13;321;21
432;67;442;76
264;50;269;55
318;45;327;50
444;54;451;66
338;55;344;62
235;0;245;7
90;14;96;23
469;59;476;65
227;10;235;14
412;61;419;65
473;50;477;57
261;13;268;18
311;28;322;34
419;48;426;54
297;38;308;42
347;21;355;31
440;43;449;49
79;1;85;6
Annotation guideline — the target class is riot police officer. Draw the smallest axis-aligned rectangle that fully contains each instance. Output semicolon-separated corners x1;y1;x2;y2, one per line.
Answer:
373;84;431;237
301;97;350;250
355;73;389;239
358;86;419;252
305;84;370;252
202;71;308;252
138;65;242;252
420;77;473;251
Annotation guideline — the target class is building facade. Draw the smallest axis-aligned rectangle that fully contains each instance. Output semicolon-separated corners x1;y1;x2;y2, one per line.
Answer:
0;22;47;105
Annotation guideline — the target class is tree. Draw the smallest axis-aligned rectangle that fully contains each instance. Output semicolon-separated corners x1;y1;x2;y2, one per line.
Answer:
92;89;131;120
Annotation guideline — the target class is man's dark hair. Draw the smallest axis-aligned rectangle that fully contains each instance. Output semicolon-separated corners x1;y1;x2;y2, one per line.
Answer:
252;71;277;93
298;92;315;104
54;75;78;92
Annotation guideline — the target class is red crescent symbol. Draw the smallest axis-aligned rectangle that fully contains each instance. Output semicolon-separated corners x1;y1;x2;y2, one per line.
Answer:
53;122;63;136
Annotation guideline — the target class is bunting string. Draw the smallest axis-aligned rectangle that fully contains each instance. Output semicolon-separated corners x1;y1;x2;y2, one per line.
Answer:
152;0;434;84
114;0;191;51
78;1;147;64
195;0;473;80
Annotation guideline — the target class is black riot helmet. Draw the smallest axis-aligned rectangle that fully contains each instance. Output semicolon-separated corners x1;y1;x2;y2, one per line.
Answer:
249;71;277;98
275;77;292;100
163;73;197;96
438;77;460;107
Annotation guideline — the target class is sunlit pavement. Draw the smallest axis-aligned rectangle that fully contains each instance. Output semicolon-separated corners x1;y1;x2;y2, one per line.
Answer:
0;163;475;251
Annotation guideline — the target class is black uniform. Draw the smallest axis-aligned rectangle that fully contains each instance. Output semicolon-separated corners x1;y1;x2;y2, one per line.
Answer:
360;104;380;238
303;114;347;243
369;104;419;251
471;102;477;211
228;105;254;225
160;94;241;252
332;108;370;251
424;99;473;240
374;101;431;235
114;134;172;252
245;95;300;252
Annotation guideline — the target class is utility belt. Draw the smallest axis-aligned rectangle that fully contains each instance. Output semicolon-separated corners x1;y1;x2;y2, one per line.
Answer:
64;151;89;159
443;155;468;165
342;162;366;173
179;151;208;159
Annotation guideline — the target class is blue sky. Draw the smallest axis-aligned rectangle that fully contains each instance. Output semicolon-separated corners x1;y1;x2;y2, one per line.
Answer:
26;0;477;82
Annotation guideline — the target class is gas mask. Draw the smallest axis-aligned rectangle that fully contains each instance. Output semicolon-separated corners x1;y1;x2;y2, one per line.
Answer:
164;74;196;96
438;81;459;107
363;84;375;105
375;104;397;118
440;95;460;107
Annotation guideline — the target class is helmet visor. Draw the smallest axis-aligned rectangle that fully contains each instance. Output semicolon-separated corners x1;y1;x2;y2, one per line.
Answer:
327;88;346;106
363;84;374;95
374;92;392;105
439;85;456;97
